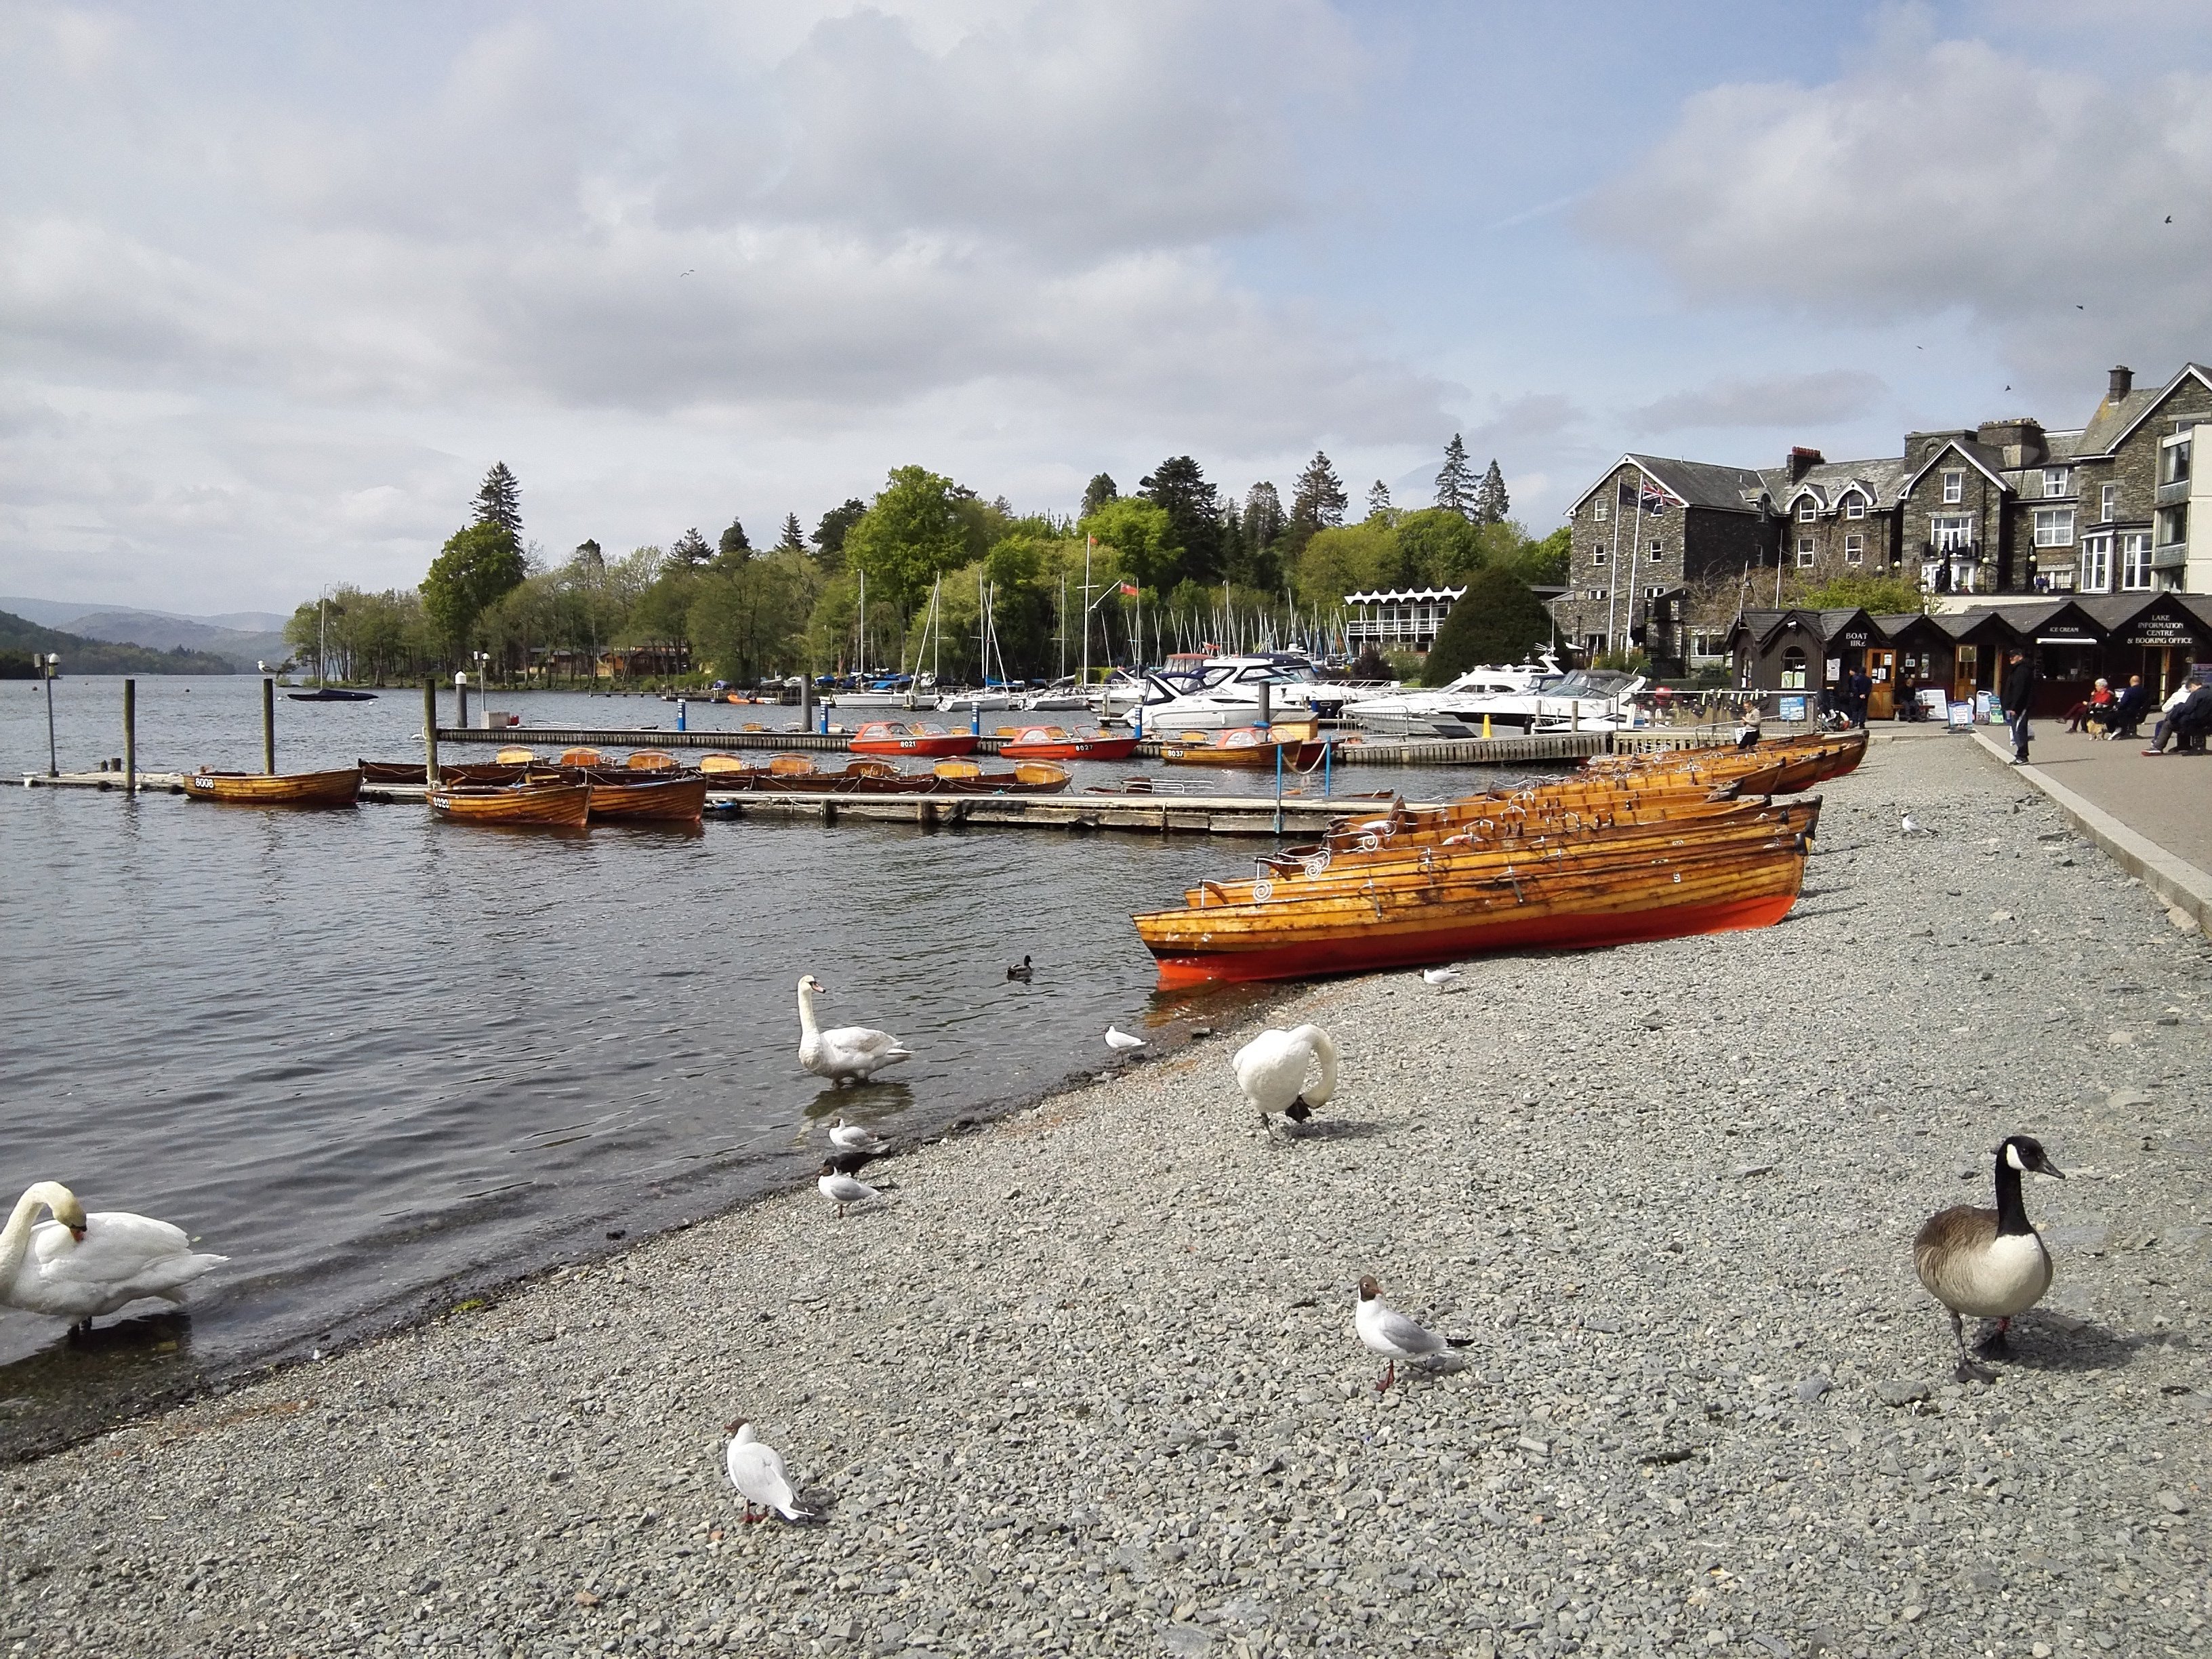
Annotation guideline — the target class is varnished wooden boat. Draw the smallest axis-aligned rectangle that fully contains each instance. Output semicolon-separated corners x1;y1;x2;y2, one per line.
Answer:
849;720;979;758
698;756;1072;796
996;724;1143;761
1160;724;1330;769
361;758;529;785
1136;832;1807;987
427;780;592;827
183;767;361;806
1584;731;1865;789
585;774;708;823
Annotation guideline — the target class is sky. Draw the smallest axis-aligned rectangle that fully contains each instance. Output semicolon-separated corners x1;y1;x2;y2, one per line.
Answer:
5;0;2212;615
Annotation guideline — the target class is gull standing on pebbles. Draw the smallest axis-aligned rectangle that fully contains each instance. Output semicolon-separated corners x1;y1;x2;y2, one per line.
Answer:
1104;1026;1145;1052
1355;1275;1466;1393
1422;966;1460;989
828;1118;889;1154
724;1419;815;1523
796;975;912;1085
1900;813;1919;836
817;1162;881;1218
1232;1025;1338;1134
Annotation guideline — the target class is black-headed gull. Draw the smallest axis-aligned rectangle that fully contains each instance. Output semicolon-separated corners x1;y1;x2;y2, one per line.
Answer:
1422;966;1460;989
827;1118;889;1154
817;1162;880;1218
1900;813;1918;836
1232;1025;1338;1134
724;1419;814;1523
1104;1026;1145;1052
797;975;912;1084
1355;1274;1465;1393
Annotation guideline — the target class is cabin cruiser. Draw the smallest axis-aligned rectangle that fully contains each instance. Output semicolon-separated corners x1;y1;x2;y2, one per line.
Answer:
825;673;928;710
1101;654;1391;731
1348;655;1563;739
1449;668;1647;735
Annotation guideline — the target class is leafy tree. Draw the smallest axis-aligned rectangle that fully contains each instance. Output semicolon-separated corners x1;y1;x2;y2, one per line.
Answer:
1475;459;1510;525
1079;497;1176;593
1366;480;1393;521
691;546;821;684
718;518;752;563
1421;564;1551;684
473;462;522;536
1511;525;1572;586
1395;508;1484;583
812;497;868;572
1137;455;1221;583
421;522;526;649
575;538;603;568
670;528;712;568
1081;473;1118;517
777;512;806;553
1433;435;1475;518
1289;522;1403;609
843;466;971;613
1290;451;1348;533
1797;571;1924;613
1347;644;1392;682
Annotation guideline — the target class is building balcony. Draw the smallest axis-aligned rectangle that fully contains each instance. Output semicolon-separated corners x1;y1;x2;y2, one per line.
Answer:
2151;542;2189;571
2155;479;2191;508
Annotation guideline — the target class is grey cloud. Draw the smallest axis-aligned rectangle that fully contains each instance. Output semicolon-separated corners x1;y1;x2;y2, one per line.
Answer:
1631;370;1886;434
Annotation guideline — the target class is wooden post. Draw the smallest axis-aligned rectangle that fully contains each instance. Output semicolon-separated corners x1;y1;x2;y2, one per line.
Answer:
423;679;440;785
123;678;136;795
262;677;276;774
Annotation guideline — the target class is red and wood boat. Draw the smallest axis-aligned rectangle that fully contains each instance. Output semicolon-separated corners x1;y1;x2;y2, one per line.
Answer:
849;720;979;758
427;780;592;827
182;767;361;807
585;774;708;823
996;724;1143;761
1160;722;1331;769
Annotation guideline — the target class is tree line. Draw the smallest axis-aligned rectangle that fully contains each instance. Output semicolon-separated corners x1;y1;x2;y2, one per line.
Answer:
287;442;1568;687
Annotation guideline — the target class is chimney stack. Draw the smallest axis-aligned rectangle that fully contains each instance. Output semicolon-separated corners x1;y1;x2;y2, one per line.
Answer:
1786;446;1824;483
2109;365;2133;400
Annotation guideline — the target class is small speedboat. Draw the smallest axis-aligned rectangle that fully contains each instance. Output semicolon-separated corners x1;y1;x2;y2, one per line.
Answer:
1158;722;1331;769
286;687;378;702
849;720;979;758
996;724;1142;761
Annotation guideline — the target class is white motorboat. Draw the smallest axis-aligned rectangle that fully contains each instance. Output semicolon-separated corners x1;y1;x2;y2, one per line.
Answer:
1104;655;1393;731
935;686;1021;713
1348;656;1563;739
1445;668;1646;735
1022;677;1092;712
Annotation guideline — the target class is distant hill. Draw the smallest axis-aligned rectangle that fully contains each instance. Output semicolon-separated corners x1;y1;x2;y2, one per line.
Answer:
60;608;291;671
0;610;239;676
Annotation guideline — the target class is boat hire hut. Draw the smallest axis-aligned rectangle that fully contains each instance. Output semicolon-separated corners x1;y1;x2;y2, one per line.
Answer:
1726;608;1887;714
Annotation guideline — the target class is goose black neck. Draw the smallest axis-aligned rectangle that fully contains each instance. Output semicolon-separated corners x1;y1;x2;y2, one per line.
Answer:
1992;1154;2034;1237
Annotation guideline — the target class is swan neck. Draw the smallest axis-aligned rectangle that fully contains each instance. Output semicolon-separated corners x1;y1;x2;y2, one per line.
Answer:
797;984;820;1042
1301;1026;1338;1105
0;1188;49;1282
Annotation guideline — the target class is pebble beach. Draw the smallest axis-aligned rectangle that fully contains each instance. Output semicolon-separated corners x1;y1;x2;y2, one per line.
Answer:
5;731;2209;1659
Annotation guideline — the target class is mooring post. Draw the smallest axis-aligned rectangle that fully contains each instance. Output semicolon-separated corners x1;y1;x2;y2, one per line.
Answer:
424;679;441;785
798;672;813;732
123;678;136;795
261;677;276;774
454;670;470;731
1274;741;1284;837
677;697;688;733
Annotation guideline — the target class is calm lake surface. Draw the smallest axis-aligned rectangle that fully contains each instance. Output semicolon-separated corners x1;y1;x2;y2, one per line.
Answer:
3;676;1515;1452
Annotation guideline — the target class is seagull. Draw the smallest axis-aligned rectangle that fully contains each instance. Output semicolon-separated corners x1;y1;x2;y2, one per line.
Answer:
680;268;697;276
1104;1026;1145;1052
1355;1275;1467;1393
1232;1025;1338;1134
827;1118;889;1154
1901;813;1919;835
825;1148;881;1178
724;1419;813;1523
1422;966;1460;989
817;1162;880;1218
1006;956;1033;982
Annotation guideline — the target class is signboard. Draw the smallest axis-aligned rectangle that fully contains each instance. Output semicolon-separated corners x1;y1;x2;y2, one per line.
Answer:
2127;615;2200;647
1841;630;1870;646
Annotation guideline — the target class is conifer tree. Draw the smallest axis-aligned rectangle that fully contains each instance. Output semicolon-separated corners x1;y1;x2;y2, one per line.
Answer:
670;528;712;567
717;518;752;562
777;512;806;553
1475;459;1511;525
1243;482;1286;550
472;462;523;536
1291;452;1348;531
1137;456;1223;581
1367;480;1393;520
1433;435;1475;519
1081;472;1119;518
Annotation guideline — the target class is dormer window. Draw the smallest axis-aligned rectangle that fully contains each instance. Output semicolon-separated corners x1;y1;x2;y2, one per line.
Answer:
1795;497;1816;522
1843;492;1866;520
1942;470;1965;504
2043;467;2070;498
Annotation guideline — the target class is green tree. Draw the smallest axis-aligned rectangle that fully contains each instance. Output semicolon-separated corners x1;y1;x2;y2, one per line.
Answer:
1081;472;1118;517
1475;459;1510;525
1290;451;1348;533
420;522;526;650
1395;507;1485;584
1137;455;1222;585
670;527;712;568
718;518;752;562
811;497;868;572
1796;571;1924;613
691;546;821;684
777;512;806;553
1434;434;1476;518
473;462;522;536
1289;522;1404;609
843;466;970;613
1078;497;1176;594
1366;480;1394;522
1511;525;1572;586
1421;564;1552;684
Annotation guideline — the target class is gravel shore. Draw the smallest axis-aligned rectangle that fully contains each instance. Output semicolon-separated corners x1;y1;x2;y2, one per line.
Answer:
5;731;2209;1659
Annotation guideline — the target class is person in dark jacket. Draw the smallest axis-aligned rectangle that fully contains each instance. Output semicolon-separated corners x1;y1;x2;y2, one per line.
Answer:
2104;675;2150;740
1848;666;1872;726
2144;681;2212;754
2000;649;2039;764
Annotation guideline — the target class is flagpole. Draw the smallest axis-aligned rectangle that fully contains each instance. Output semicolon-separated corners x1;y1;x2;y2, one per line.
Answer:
1626;478;1645;662
1605;470;1625;656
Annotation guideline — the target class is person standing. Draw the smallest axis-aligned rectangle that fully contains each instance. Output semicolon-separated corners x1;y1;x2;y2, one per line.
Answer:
1849;664;1873;726
2001;648;2039;765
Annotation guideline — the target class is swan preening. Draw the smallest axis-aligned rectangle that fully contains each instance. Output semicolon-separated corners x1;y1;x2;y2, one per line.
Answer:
724;1419;815;1523
1;1181;227;1328
1355;1275;1465;1393
1915;1134;2063;1381
1232;1024;1338;1133
797;975;912;1085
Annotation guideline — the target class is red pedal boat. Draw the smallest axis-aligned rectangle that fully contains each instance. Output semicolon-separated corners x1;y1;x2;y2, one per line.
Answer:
996;724;1143;761
848;720;979;758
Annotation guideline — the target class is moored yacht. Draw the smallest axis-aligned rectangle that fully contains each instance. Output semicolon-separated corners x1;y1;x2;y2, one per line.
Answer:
1103;653;1392;731
1349;655;1563;739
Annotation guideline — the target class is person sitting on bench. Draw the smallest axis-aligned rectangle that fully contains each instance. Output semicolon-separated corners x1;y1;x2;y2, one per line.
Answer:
2144;681;2212;754
2065;678;2112;733
2104;675;2151;741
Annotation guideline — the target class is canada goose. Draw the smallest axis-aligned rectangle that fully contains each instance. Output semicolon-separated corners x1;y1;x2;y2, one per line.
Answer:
1914;1133;2064;1381
796;975;912;1084
1232;1024;1338;1134
817;1162;880;1218
1355;1274;1466;1393
1006;956;1033;981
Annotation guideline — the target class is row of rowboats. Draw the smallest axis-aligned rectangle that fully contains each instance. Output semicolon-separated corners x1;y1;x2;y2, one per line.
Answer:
1130;730;1866;987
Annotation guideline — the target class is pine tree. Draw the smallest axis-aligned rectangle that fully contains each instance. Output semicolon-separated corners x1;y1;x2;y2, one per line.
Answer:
1433;435;1475;519
1137;456;1223;581
1475;459;1510;525
717;518;752;562
1243;482;1286;549
813;499;868;556
1081;472;1119;518
472;462;523;536
777;512;806;553
1290;451;1348;531
670;528;712;567
1367;480;1393;520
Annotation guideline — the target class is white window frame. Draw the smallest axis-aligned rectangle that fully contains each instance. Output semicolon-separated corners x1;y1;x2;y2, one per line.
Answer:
2032;507;2075;548
2042;467;2069;499
1647;539;1662;556
2121;531;2153;591
1931;514;1973;552
1795;497;1816;522
2079;532;2112;594
1795;536;1816;568
2100;481;2117;523
2160;432;2192;486
1593;499;1609;522
1843;493;1866;519
1942;470;1965;505
1844;533;1864;565
1590;546;1607;565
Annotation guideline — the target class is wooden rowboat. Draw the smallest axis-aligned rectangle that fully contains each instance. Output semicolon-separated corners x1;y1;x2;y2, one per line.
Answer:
183;767;361;807
850;720;979;758
585;775;708;823
427;780;592;827
1160;724;1330;769
360;758;529;785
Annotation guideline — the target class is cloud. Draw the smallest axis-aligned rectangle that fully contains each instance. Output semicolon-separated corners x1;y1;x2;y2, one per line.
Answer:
1631;369;1886;434
1588;23;2212;369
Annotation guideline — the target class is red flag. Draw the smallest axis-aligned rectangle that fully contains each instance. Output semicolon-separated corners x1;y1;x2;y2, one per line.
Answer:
1119;582;1138;596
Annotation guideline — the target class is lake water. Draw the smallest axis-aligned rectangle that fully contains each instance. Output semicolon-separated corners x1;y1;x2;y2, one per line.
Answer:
2;676;1511;1452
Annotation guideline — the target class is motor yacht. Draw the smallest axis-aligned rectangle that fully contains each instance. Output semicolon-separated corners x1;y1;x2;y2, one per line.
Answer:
1103;654;1391;731
1348;655;1563;739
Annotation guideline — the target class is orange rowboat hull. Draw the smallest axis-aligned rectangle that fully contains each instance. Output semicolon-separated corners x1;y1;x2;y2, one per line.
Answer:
999;735;1142;761
182;768;361;806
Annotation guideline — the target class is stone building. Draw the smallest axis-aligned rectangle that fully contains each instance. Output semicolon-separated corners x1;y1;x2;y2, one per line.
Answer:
1549;361;2212;676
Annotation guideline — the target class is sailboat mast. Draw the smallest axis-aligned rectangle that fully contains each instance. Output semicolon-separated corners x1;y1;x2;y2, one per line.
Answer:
857;569;867;678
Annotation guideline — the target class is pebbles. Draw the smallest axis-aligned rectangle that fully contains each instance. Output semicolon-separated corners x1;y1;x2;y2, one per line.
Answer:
5;732;2211;1658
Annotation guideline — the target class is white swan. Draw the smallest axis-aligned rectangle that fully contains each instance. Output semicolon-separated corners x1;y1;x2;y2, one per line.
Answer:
1232;1024;1338;1132
724;1418;814;1523
1;1181;228;1328
796;975;912;1084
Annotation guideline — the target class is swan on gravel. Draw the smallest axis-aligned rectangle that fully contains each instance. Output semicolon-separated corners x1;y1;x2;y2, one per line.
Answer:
1232;1024;1338;1134
1;1181;228;1330
724;1419;815;1523
796;975;912;1085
